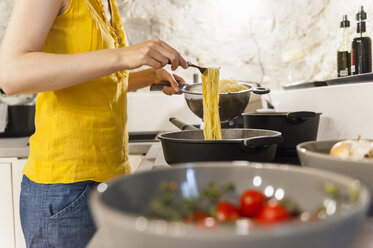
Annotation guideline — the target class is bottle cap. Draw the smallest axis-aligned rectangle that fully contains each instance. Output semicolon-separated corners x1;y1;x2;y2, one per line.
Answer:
357;21;366;33
340;15;350;28
356;6;367;21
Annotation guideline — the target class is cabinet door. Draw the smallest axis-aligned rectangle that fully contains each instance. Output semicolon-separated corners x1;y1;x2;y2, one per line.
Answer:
12;159;27;248
0;163;15;248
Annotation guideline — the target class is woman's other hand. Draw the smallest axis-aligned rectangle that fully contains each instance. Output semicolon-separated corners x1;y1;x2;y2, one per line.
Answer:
119;39;188;71
154;69;186;95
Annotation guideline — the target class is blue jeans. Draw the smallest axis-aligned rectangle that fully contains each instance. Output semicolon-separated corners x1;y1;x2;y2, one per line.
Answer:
20;175;99;248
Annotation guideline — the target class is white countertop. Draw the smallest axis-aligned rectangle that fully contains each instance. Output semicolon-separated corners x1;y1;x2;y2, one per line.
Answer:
0;138;158;160
0;137;29;158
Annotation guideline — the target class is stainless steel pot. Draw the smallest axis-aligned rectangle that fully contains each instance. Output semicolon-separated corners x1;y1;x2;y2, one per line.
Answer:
181;82;269;122
150;82;270;122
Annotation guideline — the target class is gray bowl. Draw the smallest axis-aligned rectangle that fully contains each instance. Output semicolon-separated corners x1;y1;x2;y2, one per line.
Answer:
90;162;369;248
297;140;373;206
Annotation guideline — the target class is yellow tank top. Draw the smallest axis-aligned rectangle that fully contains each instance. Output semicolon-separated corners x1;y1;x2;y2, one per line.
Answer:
23;0;131;184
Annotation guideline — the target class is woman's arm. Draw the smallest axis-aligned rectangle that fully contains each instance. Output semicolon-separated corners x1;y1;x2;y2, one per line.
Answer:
128;69;157;92
128;68;186;95
0;0;187;95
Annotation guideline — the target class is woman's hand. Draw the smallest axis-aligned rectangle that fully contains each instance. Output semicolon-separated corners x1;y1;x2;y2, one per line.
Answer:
154;69;186;95
119;39;188;71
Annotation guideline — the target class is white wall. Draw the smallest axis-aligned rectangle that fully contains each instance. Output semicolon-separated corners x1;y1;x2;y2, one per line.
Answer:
1;0;373;88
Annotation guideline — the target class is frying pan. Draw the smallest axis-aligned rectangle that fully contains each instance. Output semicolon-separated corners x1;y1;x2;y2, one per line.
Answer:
158;118;283;164
151;82;270;122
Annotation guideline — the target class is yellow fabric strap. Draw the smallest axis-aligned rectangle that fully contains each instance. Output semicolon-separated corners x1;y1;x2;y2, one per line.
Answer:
84;0;113;44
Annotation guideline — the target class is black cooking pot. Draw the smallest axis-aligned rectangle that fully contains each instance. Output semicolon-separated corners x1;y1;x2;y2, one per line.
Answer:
0;105;35;137
158;128;283;164
242;111;321;151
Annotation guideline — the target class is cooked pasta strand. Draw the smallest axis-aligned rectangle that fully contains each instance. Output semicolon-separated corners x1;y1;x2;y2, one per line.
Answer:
202;68;222;140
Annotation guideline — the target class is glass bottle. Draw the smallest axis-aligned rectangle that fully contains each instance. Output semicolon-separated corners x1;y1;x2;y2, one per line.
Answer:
337;15;351;77
351;6;372;75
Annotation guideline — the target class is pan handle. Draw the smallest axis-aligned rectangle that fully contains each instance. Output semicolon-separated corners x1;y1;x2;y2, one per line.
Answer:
241;135;283;152
286;111;316;124
169;117;199;131
252;87;271;95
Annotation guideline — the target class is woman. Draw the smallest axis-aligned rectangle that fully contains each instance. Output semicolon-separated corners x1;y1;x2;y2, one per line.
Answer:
0;0;188;247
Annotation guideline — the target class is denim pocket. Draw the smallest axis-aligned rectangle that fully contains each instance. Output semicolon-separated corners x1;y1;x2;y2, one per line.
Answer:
47;182;92;220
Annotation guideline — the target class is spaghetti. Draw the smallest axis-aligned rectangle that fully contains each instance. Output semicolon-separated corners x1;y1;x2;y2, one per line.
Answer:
202;68;222;140
219;79;248;93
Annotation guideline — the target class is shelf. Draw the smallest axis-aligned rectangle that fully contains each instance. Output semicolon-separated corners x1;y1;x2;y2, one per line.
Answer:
283;72;373;90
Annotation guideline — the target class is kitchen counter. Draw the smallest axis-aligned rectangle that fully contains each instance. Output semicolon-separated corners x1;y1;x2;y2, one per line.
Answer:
0;137;30;158
0;137;156;159
88;142;373;248
135;142;169;172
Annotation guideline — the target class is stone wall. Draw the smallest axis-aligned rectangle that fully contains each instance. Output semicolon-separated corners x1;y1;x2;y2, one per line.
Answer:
1;0;372;88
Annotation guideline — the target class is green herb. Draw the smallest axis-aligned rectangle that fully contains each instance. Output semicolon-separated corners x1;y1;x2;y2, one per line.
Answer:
145;181;235;222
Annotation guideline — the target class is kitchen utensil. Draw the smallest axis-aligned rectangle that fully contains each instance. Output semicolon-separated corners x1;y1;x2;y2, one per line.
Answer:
184;82;269;122
0;105;35;137
187;61;208;74
242;111;321;151
151;82;270;122
158;128;282;164
164;61;207;74
297;139;373;214
149;82;188;92
90;162;370;248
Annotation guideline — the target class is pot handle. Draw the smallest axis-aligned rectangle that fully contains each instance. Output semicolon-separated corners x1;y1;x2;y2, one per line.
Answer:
252;87;271;95
286;111;316;124
150;82;188;92
150;82;171;91
241;135;283;152
169;117;199;131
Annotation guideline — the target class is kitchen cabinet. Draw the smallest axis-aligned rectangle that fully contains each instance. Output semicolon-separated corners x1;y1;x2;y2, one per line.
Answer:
12;159;27;248
0;162;15;248
0;158;27;248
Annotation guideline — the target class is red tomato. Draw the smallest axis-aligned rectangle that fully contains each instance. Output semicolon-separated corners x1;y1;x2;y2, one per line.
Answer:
240;189;266;218
216;202;240;222
185;211;216;228
256;200;290;224
193;211;210;222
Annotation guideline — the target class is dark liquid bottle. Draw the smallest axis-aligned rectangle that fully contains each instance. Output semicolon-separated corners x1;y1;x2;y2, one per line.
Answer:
351;6;372;75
